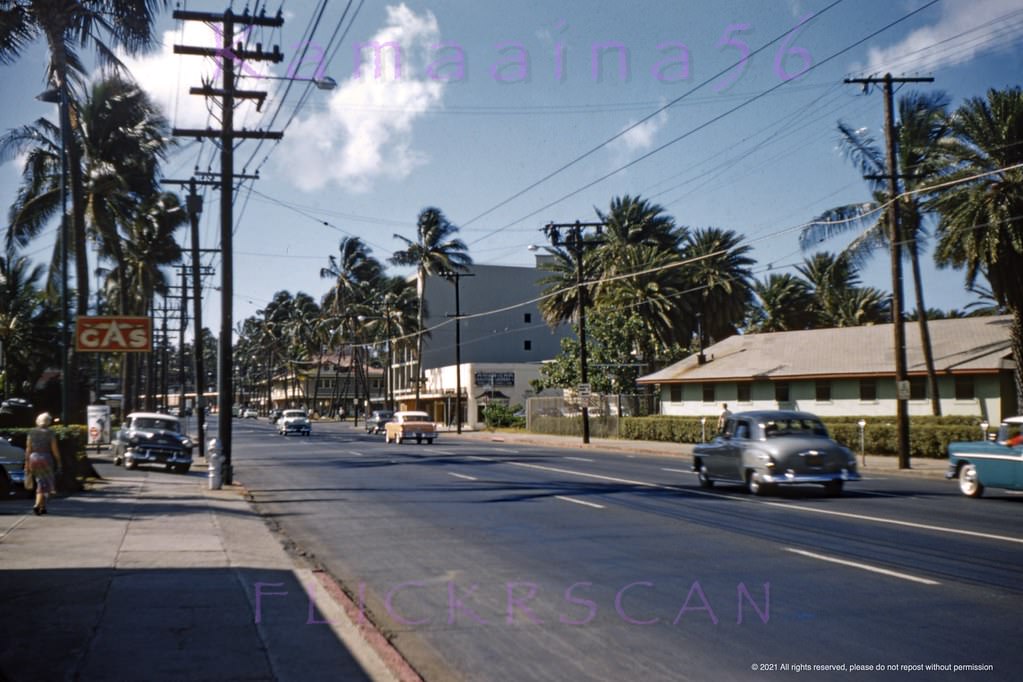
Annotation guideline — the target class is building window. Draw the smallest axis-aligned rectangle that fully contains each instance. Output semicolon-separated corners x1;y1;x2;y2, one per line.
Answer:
523;340;532;351
774;381;789;403
669;385;682;402
702;383;715;403
910;376;927;400
524;313;532;323
859;378;877;401
737;382;752;403
815;380;831;402
954;376;974;400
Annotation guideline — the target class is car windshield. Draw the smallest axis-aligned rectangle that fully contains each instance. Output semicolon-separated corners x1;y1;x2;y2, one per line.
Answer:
761;417;828;438
997;422;1023;445
133;418;180;432
403;414;430;422
283;411;305;418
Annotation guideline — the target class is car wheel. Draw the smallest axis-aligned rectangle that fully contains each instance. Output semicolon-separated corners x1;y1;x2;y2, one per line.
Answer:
958;463;984;498
416;435;422;444
124;458;137;470
426;438;433;445
176;465;191;474
824;480;843;497
697;464;714;489
746;471;770;496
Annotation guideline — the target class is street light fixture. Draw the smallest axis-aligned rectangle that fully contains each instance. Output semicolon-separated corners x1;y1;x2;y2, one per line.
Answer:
250;74;338;90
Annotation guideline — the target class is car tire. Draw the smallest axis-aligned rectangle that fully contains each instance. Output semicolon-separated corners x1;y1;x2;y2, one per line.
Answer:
426;438;433;445
824;480;843;497
416;435;422;444
124;458;137;470
958;463;984;498
697;464;714;489
175;464;190;474
746;471;770;496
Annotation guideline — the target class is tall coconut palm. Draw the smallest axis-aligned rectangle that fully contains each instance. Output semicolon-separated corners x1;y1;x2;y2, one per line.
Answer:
930;87;1023;409
4;75;173;314
747;273;818;333
390;207;472;408
0;0;170;316
682;227;755;348
799;91;950;414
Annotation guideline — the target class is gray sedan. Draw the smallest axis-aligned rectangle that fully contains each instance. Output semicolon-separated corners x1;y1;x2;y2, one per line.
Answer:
692;410;860;496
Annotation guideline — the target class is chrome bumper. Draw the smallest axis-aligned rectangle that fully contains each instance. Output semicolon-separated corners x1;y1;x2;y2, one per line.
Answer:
125;449;192;465
762;469;861;485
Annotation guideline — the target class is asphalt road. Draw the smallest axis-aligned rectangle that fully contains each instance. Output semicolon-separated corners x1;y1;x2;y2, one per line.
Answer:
220;416;1021;681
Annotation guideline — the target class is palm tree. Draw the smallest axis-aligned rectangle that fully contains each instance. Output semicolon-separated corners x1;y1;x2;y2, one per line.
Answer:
4;75;173;314
682;227;755;348
747;273;818;333
0;247;59;400
930;87;1023;409
390;207;472;408
799;91;950;414
595;194;682;254
0;0;170;316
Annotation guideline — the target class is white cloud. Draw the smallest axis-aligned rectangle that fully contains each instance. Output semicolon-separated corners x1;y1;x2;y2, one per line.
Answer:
861;0;1023;74
610;109;669;155
274;4;445;193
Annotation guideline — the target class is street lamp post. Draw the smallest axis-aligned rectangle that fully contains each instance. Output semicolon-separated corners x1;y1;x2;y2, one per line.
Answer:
37;85;71;424
858;419;867;467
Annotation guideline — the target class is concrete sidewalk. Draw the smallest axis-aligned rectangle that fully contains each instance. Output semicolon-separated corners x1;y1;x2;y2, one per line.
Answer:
441;429;950;479
0;465;408;682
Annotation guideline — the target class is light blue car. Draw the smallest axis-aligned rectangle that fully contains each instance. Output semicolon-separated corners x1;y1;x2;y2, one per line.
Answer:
946;416;1023;497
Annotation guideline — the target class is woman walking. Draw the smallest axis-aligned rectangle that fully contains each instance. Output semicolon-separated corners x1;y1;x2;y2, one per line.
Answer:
24;412;62;515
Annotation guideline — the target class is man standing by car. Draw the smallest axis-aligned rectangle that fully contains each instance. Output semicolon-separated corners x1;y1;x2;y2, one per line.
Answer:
717;403;732;432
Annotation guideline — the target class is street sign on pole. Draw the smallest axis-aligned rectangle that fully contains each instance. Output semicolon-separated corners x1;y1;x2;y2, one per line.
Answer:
577;383;591;399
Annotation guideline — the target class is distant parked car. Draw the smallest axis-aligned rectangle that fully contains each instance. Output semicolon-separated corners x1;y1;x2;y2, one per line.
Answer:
111;411;195;474
0;437;27;496
692;410;860;496
946;416;1023;497
365;410;394;434
241;408;258;419
385;411;438;445
269;409;283;424
279;409;311;436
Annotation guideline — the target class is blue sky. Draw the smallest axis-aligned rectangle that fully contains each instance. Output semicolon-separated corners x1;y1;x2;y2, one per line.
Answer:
2;0;1022;338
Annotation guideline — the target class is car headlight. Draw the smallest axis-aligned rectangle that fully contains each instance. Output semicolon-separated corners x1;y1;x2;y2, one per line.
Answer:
181;438;193;448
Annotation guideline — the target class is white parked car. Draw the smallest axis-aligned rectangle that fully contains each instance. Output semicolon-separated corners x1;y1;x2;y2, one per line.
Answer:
241;408;258;419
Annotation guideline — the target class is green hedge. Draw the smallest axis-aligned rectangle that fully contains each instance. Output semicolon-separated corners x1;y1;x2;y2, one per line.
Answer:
1;425;93;490
530;415;617;439
542;415;984;458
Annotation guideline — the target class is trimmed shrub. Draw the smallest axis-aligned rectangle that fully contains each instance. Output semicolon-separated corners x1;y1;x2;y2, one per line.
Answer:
1;424;94;490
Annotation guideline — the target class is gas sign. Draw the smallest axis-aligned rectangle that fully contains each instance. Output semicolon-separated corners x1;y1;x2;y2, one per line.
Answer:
75;316;152;352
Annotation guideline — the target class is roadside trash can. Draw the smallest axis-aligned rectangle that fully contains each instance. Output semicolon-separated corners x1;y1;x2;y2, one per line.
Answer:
208;438;224;490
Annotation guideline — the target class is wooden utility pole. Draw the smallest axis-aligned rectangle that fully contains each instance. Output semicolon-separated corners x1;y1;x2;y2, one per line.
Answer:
174;8;283;483
543;221;605;444
845;73;934;470
441;271;475;434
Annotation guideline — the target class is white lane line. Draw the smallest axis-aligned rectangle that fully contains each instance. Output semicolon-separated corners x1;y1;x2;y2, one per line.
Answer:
345;450;364;457
466;455;496;461
785;548;940;586
761;500;1023;545
564;456;594;462
448;472;478;481
555;495;605;509
504;460;1023;545
661;467;693;475
428;448;456;455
